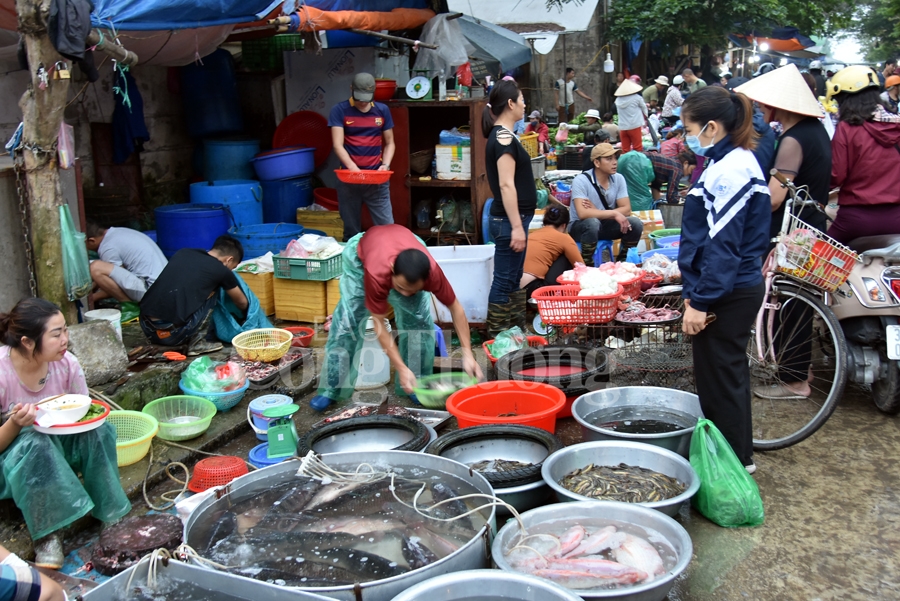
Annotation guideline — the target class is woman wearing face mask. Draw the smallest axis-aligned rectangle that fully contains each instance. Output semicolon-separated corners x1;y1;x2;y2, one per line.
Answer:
679;86;771;474
0;299;130;569
483;80;537;336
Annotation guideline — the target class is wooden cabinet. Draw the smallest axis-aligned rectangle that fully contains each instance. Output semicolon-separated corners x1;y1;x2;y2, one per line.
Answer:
385;99;492;243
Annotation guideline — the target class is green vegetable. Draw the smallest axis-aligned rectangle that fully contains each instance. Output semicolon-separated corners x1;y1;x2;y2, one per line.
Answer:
78;403;104;422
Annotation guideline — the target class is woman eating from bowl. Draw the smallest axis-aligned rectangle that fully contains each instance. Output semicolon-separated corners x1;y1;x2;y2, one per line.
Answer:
0;298;130;569
679;87;771;474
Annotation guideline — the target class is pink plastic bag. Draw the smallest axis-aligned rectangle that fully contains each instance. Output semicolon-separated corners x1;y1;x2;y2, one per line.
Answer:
282;239;309;258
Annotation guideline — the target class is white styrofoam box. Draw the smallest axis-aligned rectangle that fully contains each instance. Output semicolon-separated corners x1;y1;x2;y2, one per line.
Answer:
427;245;495;323
435;145;471;180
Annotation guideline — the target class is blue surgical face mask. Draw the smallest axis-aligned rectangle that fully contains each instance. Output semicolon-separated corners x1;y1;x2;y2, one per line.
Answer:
685;123;714;156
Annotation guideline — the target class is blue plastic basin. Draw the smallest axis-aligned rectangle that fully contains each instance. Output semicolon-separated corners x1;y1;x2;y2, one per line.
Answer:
251;146;315;181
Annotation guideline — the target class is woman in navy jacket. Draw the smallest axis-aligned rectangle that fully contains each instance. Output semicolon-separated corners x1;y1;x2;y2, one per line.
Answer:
679;87;771;474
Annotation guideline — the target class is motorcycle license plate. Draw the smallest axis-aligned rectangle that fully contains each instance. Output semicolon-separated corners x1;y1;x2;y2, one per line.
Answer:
888;325;900;360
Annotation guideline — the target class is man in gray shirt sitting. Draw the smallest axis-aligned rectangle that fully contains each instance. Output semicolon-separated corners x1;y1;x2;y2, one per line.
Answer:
85;222;168;304
568;143;644;265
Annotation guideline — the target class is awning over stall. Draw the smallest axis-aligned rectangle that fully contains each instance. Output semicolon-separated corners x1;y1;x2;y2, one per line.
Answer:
457;15;532;75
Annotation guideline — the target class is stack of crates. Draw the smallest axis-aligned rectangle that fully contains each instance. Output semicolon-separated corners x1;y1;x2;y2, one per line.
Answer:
272;246;343;323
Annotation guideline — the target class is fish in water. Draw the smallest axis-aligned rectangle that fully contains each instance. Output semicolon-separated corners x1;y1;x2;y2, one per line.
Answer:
401;535;439;569
559;463;686;503
468;459;533;473
201;510;236;553
504;524;668;590
430;481;473;530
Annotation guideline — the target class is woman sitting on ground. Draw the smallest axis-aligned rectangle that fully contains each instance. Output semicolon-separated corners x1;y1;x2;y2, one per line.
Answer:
0;299;130;569
520;206;583;298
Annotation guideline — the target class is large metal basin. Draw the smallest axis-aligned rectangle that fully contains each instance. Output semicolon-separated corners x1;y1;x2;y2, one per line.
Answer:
495;479;553;516
184;451;496;601
82;556;334;601
541;441;699;517
492;501;692;601
389;569;582;601
572;386;703;457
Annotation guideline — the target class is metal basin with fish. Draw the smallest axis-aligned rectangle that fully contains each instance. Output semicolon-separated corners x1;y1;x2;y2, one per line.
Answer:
572;387;703;457
492;501;692;601
183;451;496;601
82;556;334;601
541;441;699;517
388;569;582;601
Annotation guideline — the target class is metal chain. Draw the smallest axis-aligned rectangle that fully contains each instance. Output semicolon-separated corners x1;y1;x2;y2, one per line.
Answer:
13;155;39;297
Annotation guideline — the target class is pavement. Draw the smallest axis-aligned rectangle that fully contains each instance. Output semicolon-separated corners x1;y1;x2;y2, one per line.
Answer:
2;321;900;600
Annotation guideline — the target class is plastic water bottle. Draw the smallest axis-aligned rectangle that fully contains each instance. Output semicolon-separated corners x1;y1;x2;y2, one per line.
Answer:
431;157;437;178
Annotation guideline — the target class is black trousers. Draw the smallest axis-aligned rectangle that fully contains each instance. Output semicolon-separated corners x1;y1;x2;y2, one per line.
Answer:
524;255;572;299
691;284;765;466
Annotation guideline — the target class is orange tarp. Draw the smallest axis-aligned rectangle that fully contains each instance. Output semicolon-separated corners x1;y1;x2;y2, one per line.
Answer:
291;6;434;31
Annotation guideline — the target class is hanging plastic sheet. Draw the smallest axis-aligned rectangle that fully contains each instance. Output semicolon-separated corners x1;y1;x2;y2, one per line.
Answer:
59;204;93;300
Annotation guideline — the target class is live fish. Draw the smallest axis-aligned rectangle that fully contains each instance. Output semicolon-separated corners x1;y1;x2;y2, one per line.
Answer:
468;459;533;473
559;463;686;503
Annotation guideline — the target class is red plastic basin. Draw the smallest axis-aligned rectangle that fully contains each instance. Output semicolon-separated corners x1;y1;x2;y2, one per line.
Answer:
446;381;566;433
284;326;315;348
313;187;339;211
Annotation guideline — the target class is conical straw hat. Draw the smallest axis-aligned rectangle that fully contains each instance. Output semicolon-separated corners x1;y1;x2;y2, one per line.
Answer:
614;79;643;96
734;64;823;118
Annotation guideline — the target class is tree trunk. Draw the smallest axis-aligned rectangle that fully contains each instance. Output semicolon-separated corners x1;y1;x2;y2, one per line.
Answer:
16;0;75;321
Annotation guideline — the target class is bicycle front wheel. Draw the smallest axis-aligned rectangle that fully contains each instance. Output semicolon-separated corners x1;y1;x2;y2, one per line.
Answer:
748;284;847;450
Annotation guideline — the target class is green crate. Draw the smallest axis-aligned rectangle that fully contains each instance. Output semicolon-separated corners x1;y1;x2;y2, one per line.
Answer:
241;35;304;72
274;252;343;281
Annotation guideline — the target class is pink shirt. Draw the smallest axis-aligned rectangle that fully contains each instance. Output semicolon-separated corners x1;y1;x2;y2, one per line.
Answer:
0;347;89;414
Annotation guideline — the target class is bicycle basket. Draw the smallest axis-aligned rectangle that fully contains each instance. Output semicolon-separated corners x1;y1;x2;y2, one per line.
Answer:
774;213;859;292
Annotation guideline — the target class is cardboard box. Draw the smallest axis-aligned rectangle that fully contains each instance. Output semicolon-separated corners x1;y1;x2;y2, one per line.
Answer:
326;277;341;315
435;145;471;180
296;209;345;239
238;271;275;315
273;278;327;323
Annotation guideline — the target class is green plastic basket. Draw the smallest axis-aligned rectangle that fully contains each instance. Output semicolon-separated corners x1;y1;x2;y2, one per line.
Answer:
413;373;479;410
273;251;343;281
142;395;217;441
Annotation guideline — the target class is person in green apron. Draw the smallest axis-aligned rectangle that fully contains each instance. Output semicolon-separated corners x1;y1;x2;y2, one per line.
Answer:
310;225;483;411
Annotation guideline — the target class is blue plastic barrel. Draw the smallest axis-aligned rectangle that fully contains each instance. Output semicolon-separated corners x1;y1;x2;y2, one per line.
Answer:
143;230;157;243
190;180;264;229
154;204;230;258
248;443;290;469
203;138;260;182
228;223;304;260
261;177;313;223
179;49;243;139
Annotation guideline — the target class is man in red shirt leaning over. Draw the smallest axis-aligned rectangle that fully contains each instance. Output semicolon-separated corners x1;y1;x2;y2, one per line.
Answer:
310;225;484;410
329;72;396;241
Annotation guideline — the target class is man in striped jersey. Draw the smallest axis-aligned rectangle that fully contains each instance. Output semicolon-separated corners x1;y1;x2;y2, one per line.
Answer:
329;72;396;241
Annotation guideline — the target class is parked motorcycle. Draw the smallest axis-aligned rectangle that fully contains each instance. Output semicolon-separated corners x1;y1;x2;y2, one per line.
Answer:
830;237;900;413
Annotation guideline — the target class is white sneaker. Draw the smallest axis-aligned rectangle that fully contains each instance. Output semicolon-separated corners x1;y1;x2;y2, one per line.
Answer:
745;463;757;475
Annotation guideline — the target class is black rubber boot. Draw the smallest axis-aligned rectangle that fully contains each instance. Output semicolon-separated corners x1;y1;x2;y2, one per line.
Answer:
617;240;639;262
486;302;511;338
581;242;597;267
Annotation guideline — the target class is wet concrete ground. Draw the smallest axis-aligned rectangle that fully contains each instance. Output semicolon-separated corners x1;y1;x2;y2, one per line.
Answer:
5;328;899;600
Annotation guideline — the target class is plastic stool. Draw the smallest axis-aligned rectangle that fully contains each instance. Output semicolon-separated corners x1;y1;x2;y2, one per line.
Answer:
434;323;448;357
595;240;614;264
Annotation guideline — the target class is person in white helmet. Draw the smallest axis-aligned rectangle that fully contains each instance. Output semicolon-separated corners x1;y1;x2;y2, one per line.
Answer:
661;75;684;126
808;60;826;98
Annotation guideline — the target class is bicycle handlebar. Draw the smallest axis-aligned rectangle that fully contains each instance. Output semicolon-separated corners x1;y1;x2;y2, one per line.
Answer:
769;168;792;187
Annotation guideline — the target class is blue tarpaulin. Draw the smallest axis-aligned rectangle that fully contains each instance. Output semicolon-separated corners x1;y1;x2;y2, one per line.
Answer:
91;0;428;31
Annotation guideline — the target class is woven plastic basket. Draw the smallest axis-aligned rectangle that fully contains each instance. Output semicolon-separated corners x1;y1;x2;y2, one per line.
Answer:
187;456;249;493
334;169;393;185
620;271;646;301
410;149;433;175
519;133;539;158
532;284;624;325
179;380;250;412
142;396;217;441
106;411;159;467
232;328;292;362
412;373;478;410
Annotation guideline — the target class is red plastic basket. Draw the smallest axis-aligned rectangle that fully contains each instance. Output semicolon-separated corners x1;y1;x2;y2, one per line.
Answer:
187;456;249;493
334;169;393;185
620;271;645;301
532;284;624;325
273;111;331;168
483;336;548;365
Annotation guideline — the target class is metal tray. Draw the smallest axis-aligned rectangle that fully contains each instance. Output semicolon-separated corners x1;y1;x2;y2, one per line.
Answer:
313;402;452;431
228;349;311;389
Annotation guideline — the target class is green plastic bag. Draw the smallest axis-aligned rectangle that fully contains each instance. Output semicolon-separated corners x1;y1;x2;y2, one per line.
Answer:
689;418;765;527
59;205;92;300
488;326;527;359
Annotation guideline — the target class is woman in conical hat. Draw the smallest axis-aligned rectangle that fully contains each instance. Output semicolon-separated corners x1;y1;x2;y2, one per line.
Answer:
735;64;831;401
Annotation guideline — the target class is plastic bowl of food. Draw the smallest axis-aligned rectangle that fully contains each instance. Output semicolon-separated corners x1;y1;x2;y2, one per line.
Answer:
36;394;93;425
32;400;110;435
284;326;315;348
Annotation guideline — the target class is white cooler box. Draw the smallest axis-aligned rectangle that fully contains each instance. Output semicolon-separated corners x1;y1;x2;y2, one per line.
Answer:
427;244;494;323
435;145;471;180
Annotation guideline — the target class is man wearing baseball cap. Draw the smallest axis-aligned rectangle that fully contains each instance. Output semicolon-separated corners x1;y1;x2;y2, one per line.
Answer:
328;72;396;241
568;143;644;265
642;75;669;109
